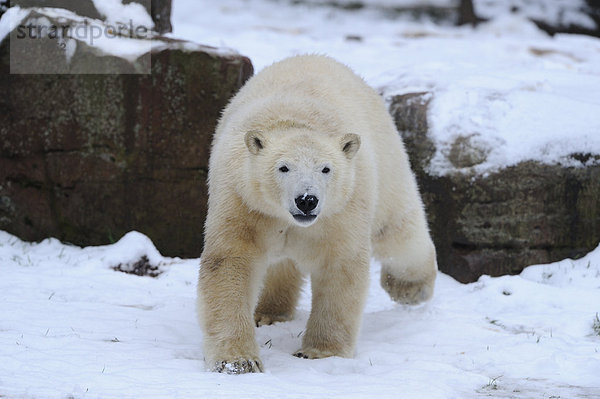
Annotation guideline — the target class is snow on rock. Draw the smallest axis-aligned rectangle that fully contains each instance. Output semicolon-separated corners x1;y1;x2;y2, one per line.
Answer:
0;5;29;43
521;243;600;289
475;0;597;30
85;231;167;276
423;17;600;175
91;0;154;30
1;230;599;398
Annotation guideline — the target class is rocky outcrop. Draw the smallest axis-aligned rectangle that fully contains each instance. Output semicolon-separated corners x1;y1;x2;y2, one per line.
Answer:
288;0;465;24
472;0;600;37
0;8;253;257
290;0;600;36
391;93;600;283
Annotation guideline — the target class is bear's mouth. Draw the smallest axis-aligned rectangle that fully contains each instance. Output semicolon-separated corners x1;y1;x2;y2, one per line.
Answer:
292;214;317;225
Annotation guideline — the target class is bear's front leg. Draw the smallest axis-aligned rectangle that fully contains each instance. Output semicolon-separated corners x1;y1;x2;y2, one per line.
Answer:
198;254;264;374
378;235;437;305
294;252;370;359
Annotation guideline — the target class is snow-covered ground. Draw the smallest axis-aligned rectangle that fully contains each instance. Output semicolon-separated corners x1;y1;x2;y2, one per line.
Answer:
1;231;599;398
171;0;600;175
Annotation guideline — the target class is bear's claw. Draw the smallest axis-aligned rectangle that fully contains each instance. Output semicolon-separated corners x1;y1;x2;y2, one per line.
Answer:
293;347;338;359
255;312;294;327
213;359;264;374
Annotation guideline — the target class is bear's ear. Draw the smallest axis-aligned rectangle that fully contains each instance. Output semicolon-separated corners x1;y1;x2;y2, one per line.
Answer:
341;133;361;159
245;130;266;155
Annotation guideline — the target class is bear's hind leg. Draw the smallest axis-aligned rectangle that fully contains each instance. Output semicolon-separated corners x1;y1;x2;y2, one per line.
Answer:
374;222;437;305
295;250;370;359
255;259;303;326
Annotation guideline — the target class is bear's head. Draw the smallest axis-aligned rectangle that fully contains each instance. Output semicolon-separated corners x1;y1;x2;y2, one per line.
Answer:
243;128;361;227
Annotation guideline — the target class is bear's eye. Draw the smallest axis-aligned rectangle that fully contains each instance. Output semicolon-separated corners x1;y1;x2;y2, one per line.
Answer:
322;167;331;174
279;166;289;173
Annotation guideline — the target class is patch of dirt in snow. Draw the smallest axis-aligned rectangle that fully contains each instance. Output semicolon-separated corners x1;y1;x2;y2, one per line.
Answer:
112;255;162;277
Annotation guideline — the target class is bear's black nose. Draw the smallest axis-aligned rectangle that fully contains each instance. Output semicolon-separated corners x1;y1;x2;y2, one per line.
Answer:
295;194;318;215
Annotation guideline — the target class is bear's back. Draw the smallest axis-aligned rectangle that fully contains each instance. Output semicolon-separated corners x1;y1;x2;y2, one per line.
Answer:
219;55;386;136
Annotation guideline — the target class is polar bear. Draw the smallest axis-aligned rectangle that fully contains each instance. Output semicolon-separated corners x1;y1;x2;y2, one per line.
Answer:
198;55;437;374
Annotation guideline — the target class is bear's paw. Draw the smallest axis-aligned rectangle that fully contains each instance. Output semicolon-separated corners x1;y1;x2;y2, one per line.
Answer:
254;311;294;327
380;271;434;305
293;347;338;359
212;358;264;374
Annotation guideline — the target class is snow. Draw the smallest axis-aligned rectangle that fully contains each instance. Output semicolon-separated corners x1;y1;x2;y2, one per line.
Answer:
1;230;599;398
0;6;29;43
170;0;600;175
90;0;154;31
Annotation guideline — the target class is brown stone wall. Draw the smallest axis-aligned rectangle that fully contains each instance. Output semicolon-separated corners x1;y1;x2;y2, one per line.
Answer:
0;33;253;257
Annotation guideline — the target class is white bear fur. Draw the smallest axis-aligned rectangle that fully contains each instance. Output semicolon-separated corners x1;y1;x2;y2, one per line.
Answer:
198;55;437;374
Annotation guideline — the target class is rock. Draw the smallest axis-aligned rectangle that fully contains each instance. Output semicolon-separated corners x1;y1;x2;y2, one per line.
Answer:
0;8;253;258
150;0;172;34
446;134;489;168
457;0;481;26
123;0;172;34
389;92;435;172
112;255;162;277
389;93;600;283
